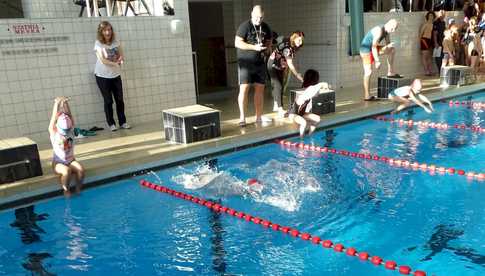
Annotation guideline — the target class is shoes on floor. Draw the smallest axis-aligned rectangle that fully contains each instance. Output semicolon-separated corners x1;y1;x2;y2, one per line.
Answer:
109;125;118;131
256;116;273;124
364;96;377;101
120;123;131;129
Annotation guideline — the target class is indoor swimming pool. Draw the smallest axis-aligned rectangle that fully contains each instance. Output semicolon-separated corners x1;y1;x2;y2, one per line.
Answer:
0;92;484;275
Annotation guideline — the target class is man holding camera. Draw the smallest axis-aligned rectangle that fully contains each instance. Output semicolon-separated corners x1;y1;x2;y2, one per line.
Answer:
235;5;272;126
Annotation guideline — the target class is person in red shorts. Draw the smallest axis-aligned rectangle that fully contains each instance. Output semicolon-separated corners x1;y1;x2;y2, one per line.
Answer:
419;12;436;76
360;19;400;101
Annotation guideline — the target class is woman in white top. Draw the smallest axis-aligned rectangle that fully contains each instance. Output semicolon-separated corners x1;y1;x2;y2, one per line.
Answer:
388;79;434;114
94;21;130;131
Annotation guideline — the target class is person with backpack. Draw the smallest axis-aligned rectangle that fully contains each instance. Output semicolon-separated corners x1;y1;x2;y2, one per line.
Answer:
267;31;305;117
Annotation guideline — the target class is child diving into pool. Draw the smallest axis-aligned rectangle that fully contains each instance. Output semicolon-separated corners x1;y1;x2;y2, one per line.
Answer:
388;79;434;114
48;97;85;196
288;69;330;137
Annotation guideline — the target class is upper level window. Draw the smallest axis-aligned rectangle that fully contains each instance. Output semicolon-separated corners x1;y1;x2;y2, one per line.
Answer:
346;0;467;13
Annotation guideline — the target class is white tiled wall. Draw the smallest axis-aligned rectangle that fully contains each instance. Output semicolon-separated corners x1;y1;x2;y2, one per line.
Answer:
0;1;195;141
222;0;339;88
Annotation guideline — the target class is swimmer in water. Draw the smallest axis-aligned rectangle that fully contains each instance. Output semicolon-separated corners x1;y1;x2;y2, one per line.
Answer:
246;178;264;194
177;165;264;197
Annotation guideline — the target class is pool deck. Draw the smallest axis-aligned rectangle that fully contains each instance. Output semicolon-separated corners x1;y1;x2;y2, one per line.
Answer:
1;75;485;209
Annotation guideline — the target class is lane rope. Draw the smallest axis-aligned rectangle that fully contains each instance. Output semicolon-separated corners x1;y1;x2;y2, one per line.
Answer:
275;140;485;181
373;116;484;134
140;180;428;276
447;100;485;109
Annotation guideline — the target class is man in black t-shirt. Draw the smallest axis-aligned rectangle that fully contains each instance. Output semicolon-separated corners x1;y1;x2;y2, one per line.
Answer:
433;9;446;70
235;5;272;126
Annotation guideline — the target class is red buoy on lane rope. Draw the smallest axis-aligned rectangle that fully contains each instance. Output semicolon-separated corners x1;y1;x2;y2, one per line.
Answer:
281;226;291;234
141;180;428;275
374;116;483;135
359;252;369;261
346;247;357;256
399;265;411;275
322;240;333;248
275;140;478;181
371;256;382;265
261;220;271;228
385;260;397;270
312;236;321;244
334;244;344;252
212;204;221;212
300;233;311;240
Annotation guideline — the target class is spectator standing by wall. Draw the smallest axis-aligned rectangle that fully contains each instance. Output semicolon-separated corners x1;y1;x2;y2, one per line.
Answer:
419;12;436;75
94;21;130;132
433;10;447;70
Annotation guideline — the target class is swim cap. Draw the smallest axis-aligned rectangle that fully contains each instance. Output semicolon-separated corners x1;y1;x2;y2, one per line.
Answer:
56;113;72;135
247;178;259;185
247;178;263;193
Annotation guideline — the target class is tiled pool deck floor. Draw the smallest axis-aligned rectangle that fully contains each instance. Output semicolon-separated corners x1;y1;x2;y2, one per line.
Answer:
1;76;485;208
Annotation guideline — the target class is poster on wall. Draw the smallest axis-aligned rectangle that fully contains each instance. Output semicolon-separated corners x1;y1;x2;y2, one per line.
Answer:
0;23;70;57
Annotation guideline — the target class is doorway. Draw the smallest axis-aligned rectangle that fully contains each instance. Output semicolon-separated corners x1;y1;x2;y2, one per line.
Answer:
188;1;228;101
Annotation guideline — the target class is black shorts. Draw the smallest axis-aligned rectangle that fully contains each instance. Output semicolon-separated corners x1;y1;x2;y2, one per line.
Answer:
238;61;266;85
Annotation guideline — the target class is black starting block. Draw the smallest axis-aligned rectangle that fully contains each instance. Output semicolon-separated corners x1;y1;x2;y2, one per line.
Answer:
377;76;412;98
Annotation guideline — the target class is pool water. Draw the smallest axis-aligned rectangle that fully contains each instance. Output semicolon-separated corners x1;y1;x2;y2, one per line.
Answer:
0;92;484;275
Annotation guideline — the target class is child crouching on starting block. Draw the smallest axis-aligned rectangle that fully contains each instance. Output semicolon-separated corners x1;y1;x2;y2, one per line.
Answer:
288;69;330;137
388;79;434;114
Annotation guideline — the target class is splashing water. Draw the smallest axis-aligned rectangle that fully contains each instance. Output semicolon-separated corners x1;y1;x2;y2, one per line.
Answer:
170;159;322;212
247;160;321;212
148;171;163;184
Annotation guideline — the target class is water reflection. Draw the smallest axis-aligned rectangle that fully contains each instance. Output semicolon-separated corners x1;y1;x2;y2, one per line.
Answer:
408;224;485;267
22;252;55;276
63;203;91;270
208;199;227;275
10;205;48;244
10;205;55;275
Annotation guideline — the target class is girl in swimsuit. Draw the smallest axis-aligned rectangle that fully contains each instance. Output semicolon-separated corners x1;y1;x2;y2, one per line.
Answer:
48;97;85;196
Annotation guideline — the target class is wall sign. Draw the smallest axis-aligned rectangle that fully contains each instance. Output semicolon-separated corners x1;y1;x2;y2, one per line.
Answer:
8;24;45;35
